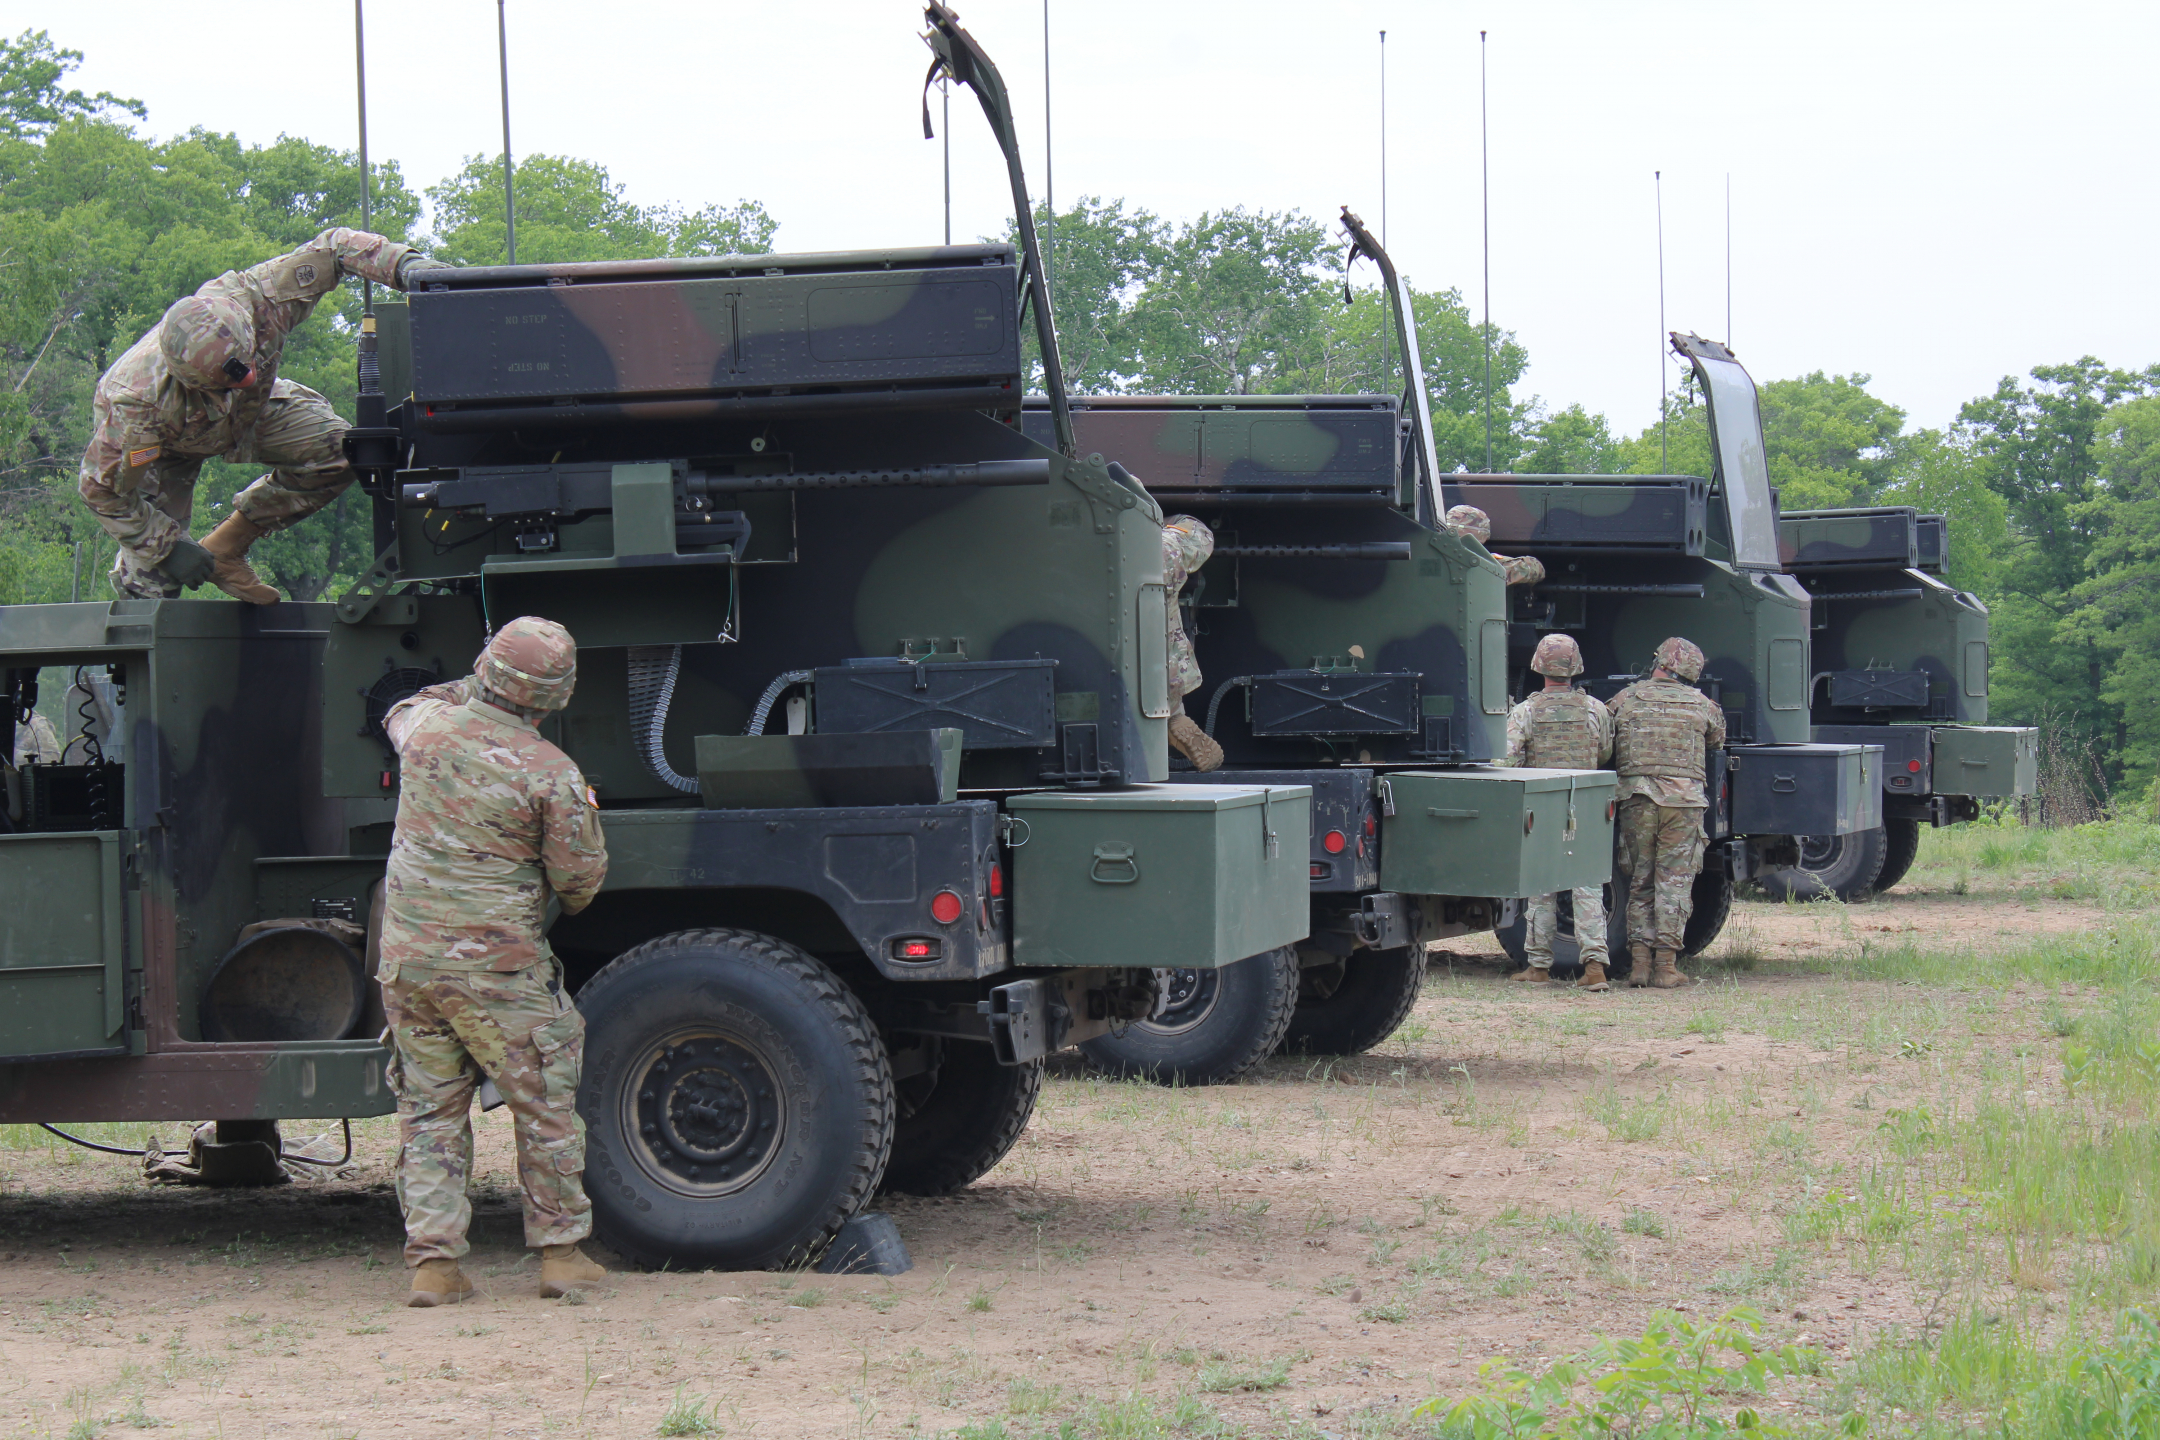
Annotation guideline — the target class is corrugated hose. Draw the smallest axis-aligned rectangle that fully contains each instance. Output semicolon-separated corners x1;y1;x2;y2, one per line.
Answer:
746;670;814;737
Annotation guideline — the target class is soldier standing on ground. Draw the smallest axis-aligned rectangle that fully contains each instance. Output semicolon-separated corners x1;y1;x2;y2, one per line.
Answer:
378;617;612;1307
1445;505;1546;588
1163;514;1223;772
1504;634;1617;990
78;228;452;603
1609;637;1725;990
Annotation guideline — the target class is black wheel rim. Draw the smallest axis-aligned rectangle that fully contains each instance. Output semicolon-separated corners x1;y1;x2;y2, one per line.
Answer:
1798;834;1842;871
622;1028;787;1198
1140;967;1220;1036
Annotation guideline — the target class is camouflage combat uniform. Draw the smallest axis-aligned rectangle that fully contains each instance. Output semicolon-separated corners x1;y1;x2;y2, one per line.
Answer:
1504;687;1615;969
1609;673;1725;953
1443;504;1545;587
380;675;609;1266
1162;515;1215;702
11;711;61;767
78;228;417;598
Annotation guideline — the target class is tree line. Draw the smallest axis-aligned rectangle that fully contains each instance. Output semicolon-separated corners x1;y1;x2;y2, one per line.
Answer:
2;30;2156;801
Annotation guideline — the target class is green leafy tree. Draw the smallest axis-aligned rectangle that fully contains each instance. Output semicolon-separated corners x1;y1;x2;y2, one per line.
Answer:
1959;358;2160;762
1015;195;1165;393
1757;371;1907;509
0;29;142;137
1874;428;2009;598
1516;402;1621;476
428;154;775;268
2063;396;2160;797
1128;207;1333;396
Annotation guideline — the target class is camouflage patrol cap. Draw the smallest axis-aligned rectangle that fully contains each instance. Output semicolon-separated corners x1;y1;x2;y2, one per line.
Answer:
1530;633;1583;677
158;293;255;389
1444;505;1492;545
1654;636;1706;682
478;617;578;712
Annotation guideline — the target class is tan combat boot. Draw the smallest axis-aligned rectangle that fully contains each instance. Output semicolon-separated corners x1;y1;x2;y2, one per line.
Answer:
1576;960;1610;992
406;1257;472;1307
1512;964;1551;984
1627;944;1653;988
199;512;282;604
1651;949;1688;989
1167;713;1223;772
540;1243;608;1299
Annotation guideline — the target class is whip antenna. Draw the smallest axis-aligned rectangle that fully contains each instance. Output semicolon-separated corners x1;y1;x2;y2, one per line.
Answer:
498;0;517;264
1656;169;1667;471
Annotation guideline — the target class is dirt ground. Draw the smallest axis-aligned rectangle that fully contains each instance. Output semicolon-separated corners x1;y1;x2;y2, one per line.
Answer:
0;884;2112;1439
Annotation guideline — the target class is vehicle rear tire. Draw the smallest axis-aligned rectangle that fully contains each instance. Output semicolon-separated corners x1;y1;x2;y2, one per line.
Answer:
576;928;894;1272
1681;870;1733;958
1495;863;1628;978
1758;826;1888;904
1078;946;1298;1086
880;1042;1041;1196
1279;945;1425;1056
1874;818;1923;893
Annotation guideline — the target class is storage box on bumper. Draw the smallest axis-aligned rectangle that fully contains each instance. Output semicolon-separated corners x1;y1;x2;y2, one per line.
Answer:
1930;726;2037;799
1726;744;1884;837
1004;785;1312;969
1378;768;1618;898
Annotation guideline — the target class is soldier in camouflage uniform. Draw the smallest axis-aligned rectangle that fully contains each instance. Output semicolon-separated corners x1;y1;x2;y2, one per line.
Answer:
1445;504;1545;588
1609;637;1725;990
11;709;60;767
1163;514;1223;771
379;617;612;1306
77;229;452;604
1504;634;1617;989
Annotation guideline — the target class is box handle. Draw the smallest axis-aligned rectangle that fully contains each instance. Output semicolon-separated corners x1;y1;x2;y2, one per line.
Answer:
1090;843;1140;885
1261;787;1280;860
1959;759;1989;767
1771;774;1798;793
1426;807;1480;819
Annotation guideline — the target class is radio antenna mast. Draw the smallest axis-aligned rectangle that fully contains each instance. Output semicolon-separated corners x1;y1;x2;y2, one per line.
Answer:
498;0;517;264
1378;30;1391;392
355;0;373;314
1481;29;1492;473
1656;169;1668;471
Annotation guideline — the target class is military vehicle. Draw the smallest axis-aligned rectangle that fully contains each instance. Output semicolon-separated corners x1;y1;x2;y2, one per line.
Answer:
1442;335;1882;971
1766;506;2036;899
0;4;1312;1272
1019;213;1619;1083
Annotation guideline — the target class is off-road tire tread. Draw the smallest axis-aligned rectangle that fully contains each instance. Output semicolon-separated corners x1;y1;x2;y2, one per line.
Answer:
1280;945;1425;1057
1758;826;1889;905
880;1055;1043;1196
1680;872;1733;958
577;927;894;1272
1080;946;1299;1086
1875;817;1923;893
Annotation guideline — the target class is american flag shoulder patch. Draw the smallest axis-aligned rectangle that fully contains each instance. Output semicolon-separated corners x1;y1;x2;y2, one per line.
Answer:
127;446;160;468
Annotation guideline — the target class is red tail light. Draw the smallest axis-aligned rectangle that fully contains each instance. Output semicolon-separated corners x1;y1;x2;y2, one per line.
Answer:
1322;830;1347;854
1908;759;1922;773
930;890;964;924
989;862;1004;898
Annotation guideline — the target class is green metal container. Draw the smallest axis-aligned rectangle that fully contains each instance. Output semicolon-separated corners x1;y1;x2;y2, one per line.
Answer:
1932;726;2038;798
1005;784;1312;970
1378;767;1618;899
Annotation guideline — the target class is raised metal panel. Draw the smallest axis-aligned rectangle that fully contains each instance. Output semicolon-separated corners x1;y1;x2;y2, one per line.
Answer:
1827;670;1930;710
1768;637;1807;711
1481;620;1510;714
1137;584;1170;719
1964;641;1990;698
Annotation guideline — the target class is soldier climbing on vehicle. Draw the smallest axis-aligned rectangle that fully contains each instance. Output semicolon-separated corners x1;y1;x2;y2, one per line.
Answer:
77;228;453;603
1504;634;1616;990
1163;513;1222;771
1445;504;1545;587
1609;637;1725;990
377;617;612;1307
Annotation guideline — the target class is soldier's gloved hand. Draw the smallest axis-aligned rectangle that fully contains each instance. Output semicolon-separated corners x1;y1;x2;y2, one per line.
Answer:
158;538;216;589
396;253;455;289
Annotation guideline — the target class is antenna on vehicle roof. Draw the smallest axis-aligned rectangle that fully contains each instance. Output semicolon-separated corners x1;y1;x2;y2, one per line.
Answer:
1656;169;1667;471
1480;29;1492;474
1378;30;1390;392
348;0;397;550
1041;0;1053;307
497;0;517;265
1725;172;1732;347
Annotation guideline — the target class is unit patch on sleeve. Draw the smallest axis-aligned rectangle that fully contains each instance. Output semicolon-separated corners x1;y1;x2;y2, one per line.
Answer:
127;446;161;468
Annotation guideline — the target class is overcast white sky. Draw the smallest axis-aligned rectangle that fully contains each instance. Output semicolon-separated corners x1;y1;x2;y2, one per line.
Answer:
14;0;2155;436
